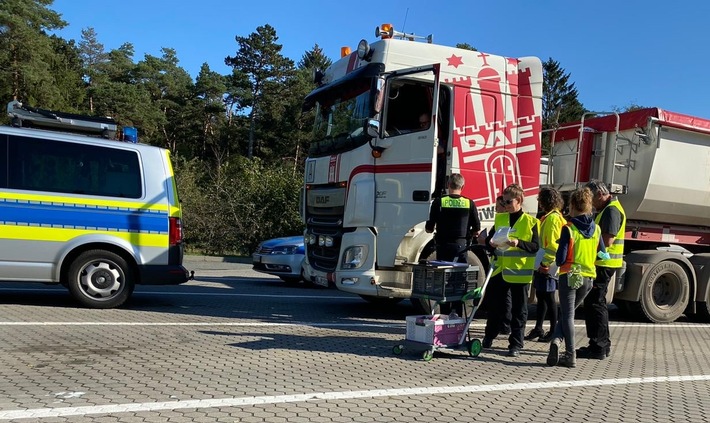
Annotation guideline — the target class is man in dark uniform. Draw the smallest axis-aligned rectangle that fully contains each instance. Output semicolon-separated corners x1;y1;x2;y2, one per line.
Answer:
425;173;480;263
425;173;480;315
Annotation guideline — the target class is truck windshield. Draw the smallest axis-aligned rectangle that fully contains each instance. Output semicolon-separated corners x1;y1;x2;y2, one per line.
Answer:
309;80;373;157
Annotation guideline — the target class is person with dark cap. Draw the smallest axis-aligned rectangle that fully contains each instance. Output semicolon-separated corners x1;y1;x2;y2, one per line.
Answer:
425;173;481;313
577;179;626;360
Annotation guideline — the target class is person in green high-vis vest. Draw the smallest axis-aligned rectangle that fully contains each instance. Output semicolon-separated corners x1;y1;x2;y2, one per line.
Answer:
482;184;539;358
546;187;608;368
577;179;626;360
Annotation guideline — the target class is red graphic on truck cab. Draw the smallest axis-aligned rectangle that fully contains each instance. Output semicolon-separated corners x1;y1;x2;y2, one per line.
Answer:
447;55;464;68
446;58;541;206
328;155;339;183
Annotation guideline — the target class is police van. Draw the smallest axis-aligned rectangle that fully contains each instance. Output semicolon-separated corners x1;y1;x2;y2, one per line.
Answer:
1;101;190;308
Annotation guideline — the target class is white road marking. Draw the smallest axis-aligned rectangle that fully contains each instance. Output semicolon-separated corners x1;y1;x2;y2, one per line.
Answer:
0;288;350;300
1;374;709;420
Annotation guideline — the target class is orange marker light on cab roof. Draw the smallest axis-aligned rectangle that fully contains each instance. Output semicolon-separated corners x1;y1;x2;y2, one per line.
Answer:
380;23;393;39
341;47;351;57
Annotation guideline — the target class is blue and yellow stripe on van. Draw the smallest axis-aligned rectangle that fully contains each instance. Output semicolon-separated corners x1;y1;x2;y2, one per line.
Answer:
0;192;170;248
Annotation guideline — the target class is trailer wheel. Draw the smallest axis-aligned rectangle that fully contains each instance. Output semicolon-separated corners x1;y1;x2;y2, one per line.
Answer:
636;260;689;323
66;250;134;309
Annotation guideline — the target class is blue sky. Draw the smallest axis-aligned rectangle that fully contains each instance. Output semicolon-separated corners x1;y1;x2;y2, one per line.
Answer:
52;0;710;118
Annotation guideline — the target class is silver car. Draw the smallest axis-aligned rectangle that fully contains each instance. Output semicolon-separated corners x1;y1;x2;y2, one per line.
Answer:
252;236;306;284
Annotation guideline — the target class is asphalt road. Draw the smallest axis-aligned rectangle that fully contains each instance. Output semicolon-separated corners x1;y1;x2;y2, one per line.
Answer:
0;256;709;422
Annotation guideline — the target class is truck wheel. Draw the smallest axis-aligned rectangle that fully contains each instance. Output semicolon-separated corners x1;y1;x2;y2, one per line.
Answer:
688;253;710;322
636;260;689;323
66;250;134;309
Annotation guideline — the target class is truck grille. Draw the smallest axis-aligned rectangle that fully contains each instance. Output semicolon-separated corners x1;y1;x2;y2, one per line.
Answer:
305;186;346;273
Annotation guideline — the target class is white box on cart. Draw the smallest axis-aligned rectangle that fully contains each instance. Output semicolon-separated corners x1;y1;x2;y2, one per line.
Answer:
405;315;467;346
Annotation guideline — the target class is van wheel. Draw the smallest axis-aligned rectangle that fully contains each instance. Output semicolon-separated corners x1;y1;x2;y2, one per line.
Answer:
67;250;134;309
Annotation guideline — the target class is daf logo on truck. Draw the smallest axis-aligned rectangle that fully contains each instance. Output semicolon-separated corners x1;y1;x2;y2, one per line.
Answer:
316;195;330;204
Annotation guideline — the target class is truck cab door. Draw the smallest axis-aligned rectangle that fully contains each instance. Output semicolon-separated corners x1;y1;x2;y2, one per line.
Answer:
371;64;441;266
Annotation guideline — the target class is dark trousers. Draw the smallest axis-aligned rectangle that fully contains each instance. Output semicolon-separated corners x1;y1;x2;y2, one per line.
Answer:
533;272;557;332
436;240;468;315
484;273;530;350
436;240;468;263
582;266;615;352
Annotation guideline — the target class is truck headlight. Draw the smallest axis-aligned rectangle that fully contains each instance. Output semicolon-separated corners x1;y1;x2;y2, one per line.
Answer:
341;246;368;269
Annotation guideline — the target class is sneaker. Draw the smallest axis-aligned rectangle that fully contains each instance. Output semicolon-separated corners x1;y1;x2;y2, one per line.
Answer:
507;348;520;357
558;352;576;368
524;328;544;341
547;339;561;366
482;337;493;349
576;346;606;360
538;331;553;343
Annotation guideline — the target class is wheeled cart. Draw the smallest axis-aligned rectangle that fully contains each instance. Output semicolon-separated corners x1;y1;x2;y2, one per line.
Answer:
393;261;494;361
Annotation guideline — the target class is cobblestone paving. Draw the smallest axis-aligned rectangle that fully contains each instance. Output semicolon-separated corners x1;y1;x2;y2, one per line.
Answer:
0;256;708;422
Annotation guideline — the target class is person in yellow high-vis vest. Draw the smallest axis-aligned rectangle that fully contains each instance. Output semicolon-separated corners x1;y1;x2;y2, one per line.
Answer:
546;187;608;368
526;187;565;342
482;184;539;357
577;179;626;360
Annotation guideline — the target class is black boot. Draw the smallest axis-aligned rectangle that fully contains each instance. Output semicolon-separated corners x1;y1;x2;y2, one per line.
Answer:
524;327;544;341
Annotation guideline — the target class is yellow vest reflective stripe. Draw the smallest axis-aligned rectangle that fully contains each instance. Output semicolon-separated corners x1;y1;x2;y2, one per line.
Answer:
492;212;538;283
560;223;600;278
594;199;626;268
539;210;566;265
441;196;470;209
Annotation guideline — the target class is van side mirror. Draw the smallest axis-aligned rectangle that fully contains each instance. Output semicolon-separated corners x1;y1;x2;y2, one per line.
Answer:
367;119;380;138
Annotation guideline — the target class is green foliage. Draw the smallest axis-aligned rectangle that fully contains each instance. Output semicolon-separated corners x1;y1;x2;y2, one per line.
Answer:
455;43;477;51
611;103;648;112
176;157;303;255
297;44;332;70
542;58;587;153
225;24;295;158
0;0;68;107
542;58;586;128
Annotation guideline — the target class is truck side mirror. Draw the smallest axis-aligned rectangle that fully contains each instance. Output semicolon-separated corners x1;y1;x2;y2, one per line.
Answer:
367;119;380;138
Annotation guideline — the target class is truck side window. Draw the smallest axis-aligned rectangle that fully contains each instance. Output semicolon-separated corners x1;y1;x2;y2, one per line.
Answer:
384;81;434;137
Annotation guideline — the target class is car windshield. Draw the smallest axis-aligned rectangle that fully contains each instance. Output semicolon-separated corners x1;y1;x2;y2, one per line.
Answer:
309;79;374;157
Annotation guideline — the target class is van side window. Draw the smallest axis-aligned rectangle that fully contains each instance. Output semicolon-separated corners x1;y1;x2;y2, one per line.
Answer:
0;135;7;188
7;135;142;198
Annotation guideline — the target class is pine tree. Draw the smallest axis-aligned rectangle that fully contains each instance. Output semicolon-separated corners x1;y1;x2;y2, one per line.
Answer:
224;24;294;159
297;44;332;70
542;58;586;130
78;27;108;113
0;0;68;107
